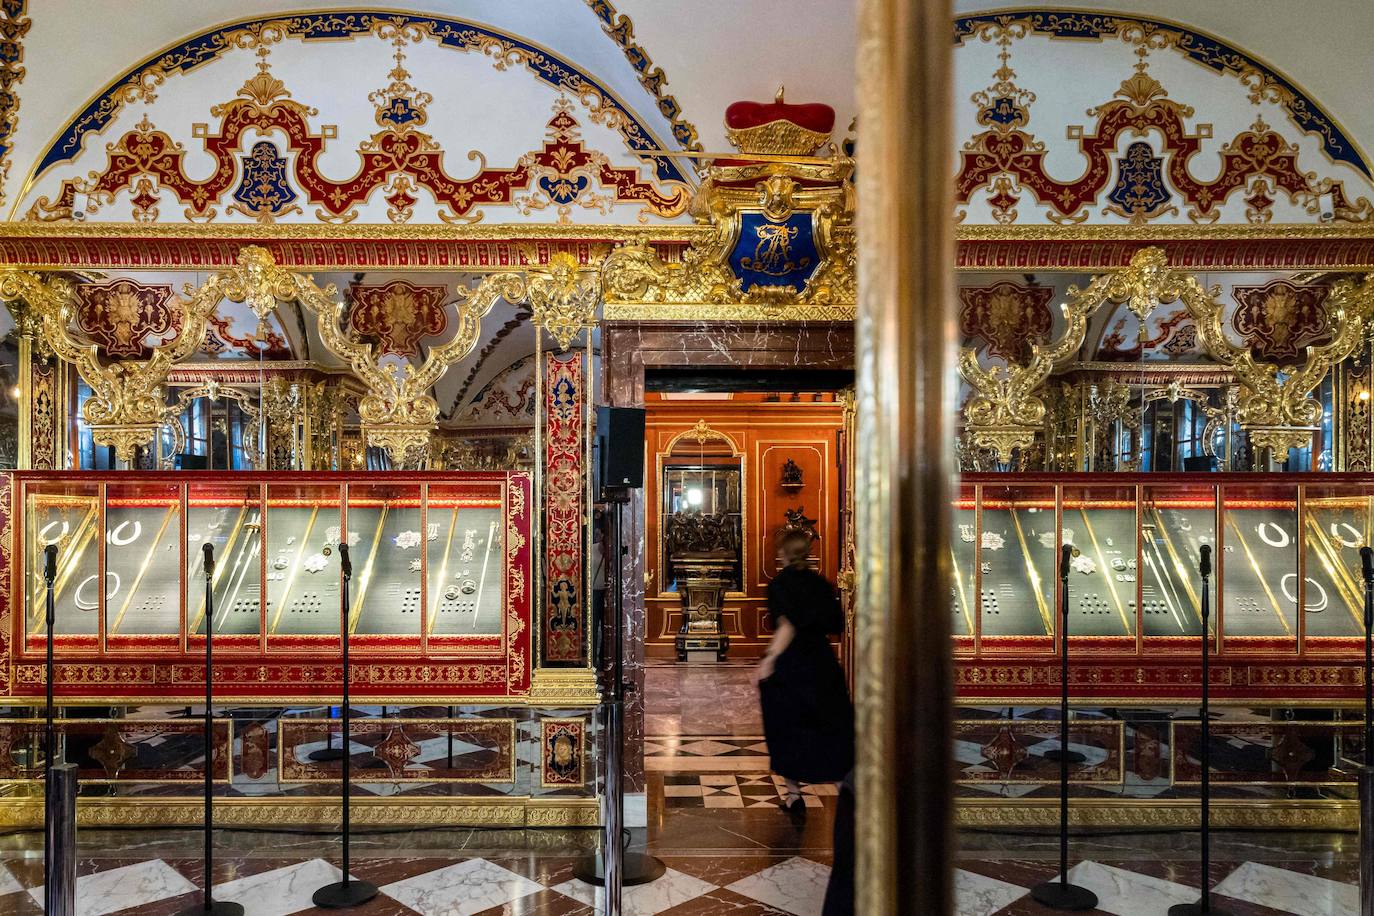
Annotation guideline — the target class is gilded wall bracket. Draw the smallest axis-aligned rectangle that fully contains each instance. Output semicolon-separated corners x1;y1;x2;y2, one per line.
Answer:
959;247;1374;463
0;246;298;461
300;269;522;465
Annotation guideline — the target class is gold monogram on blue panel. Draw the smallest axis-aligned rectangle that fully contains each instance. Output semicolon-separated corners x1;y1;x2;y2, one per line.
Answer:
731;212;819;294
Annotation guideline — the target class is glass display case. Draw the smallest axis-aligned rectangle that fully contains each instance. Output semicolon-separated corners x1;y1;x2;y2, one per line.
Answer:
9;471;534;700
958;474;1370;664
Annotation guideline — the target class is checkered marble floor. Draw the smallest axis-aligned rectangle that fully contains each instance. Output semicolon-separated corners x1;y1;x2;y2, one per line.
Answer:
662;773;837;809
0;853;1360;915
645;735;773;772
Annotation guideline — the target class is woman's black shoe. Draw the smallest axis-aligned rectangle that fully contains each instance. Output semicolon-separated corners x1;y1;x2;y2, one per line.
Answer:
781;794;807;818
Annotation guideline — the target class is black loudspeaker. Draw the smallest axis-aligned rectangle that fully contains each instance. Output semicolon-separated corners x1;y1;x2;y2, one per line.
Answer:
174;453;209;470
1183;455;1218;472
596;406;645;492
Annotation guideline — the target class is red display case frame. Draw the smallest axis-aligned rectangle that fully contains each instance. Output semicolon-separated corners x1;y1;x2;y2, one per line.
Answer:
1;470;535;702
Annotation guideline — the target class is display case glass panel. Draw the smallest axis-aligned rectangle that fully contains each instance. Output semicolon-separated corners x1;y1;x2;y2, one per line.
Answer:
1299;485;1368;642
187;481;263;643
265;483;342;645
977;483;1055;650
104;481;182;647
1138;483;1215;640
346;483;423;639
426;482;506;640
1220;484;1298;650
951;481;976;647
1061;484;1138;642
24;480;100;651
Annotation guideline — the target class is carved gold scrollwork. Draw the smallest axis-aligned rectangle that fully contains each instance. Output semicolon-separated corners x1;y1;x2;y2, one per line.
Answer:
165;380;264;467
0;247;297;462
302;268;520;465
959;246;1374;462
525;251;599;351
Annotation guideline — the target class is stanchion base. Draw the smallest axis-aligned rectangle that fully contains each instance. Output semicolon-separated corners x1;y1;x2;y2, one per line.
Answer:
1168;900;1233;916
312;879;379;908
1030;880;1098;910
1041;749;1087;765
176;902;245;916
572;851;666;887
306;748;345;763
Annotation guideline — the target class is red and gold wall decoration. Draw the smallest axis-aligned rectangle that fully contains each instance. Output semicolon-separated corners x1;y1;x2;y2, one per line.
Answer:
73;279;175;359
958;282;1054;362
1230;279;1330;363
28;34;687;226
540;717;586;788
543;353;585;665
348;280;449;357
27;358;57;471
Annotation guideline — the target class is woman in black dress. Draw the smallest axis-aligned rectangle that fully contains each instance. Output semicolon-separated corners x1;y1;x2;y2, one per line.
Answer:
757;529;854;813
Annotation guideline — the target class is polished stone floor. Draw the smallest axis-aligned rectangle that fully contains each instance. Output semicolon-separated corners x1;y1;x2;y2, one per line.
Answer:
0;660;1363;913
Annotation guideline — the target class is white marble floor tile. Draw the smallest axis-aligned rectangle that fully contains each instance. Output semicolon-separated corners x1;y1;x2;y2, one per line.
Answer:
552;867;715;916
955;868;1026;916
0;863;22;896
1064;860;1198;915
28;859;197;916
727;856;832;916
1214;861;1357;916
209;857;342;916
381;858;543;916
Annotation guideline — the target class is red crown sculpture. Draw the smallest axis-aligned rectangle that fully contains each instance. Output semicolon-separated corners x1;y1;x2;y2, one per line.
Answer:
724;87;834;156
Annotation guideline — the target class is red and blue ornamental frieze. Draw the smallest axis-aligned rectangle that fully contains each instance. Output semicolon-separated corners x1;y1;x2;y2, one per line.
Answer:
543;354;585;665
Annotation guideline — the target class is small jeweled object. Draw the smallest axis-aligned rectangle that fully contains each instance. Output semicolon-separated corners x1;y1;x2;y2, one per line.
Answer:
408;558;422;572
303;554;327;574
461;580;477;595
980;531;1005;551
273;556;289;571
444;585;460;601
1071;555;1096;576
395;530;421;550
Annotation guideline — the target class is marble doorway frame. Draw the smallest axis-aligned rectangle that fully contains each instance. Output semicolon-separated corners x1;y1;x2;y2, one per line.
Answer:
600;320;855;793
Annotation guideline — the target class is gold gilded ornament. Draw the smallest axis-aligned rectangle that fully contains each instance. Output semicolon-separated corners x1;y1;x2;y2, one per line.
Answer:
525;251;599;351
0;246;298;461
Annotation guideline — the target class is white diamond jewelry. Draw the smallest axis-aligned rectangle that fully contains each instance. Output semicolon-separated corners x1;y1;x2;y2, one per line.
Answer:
1331;522;1363;549
980;531;1005;551
959;524;976;543
427;522;440;541
395;530;421;550
980;562;992;574
1280;573;1329;613
303;554;327;574
286;536;296;546
107;519;142;547
1071;555;1096;576
38;520;69;545
74;572;120;611
408;558;422;573
461;579;477;595
273;556;289;571
1256;522;1291;548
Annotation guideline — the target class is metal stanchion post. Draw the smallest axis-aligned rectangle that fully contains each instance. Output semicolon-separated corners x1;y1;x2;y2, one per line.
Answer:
313;542;378;909
45;761;77;916
42;543;78;916
1031;545;1097;911
179;544;242;915
573;495;664;910
1171;544;1231;916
